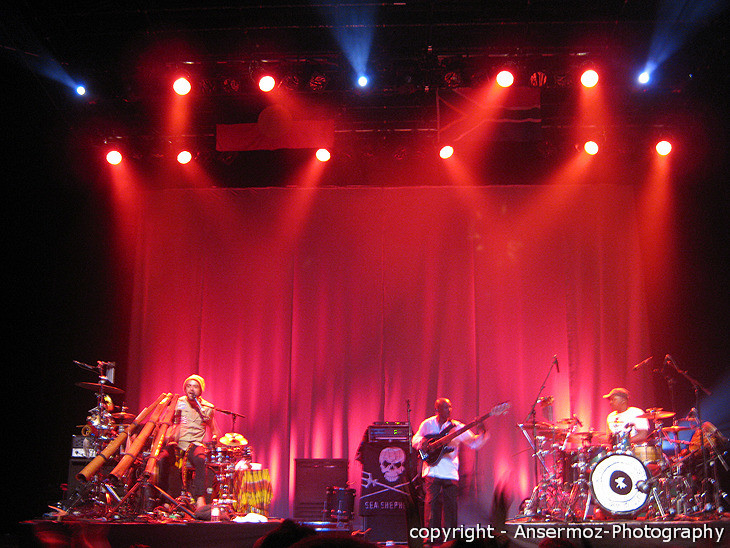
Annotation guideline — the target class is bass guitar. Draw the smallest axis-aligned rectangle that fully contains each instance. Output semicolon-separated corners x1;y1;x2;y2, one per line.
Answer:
418;401;510;465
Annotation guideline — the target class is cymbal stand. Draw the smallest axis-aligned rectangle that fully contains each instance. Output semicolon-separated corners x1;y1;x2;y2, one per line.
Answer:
517;427;568;521
664;356;718;514
564;433;594;521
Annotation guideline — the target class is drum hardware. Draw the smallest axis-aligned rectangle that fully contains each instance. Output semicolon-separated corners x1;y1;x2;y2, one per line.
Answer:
325;486;355;523
636;408;676;421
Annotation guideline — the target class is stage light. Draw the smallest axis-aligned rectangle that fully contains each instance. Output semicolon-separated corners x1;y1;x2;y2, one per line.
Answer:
177;150;193;164
316;148;331;162
439;145;454;159
580;69;599;88
173;77;192;96
638;71;650;85
106;150;123;165
655;140;672;156
76;85;86;96
530;71;548;88
357;75;368;88
496;70;514;88
584;141;599;155
259;75;276;92
443;70;462;88
309;71;328;91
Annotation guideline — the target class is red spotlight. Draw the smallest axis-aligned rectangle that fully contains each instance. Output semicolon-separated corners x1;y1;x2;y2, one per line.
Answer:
655;140;672;156
496;70;515;88
315;148;331;162
173;77;192;96
439;145;454;159
580;69;599;88
584;141;599;155
177;150;193;164
258;75;276;92
106;150;123;165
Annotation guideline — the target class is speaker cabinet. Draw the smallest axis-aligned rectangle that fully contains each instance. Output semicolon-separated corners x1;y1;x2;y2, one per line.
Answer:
65;458;115;499
293;458;348;521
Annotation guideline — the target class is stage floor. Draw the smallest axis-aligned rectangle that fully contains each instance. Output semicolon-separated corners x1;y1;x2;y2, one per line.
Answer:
16;516;730;547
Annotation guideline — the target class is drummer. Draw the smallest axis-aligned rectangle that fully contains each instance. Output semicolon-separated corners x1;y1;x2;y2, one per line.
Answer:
603;387;650;445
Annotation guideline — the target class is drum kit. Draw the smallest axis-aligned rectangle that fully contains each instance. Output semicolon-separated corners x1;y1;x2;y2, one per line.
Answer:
518;407;729;521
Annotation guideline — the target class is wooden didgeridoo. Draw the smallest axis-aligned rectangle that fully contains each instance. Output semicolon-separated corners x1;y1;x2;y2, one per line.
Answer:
143;394;180;481
76;392;169;483
108;394;173;482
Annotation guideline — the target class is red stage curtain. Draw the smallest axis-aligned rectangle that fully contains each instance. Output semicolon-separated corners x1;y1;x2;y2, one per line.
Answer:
126;185;654;519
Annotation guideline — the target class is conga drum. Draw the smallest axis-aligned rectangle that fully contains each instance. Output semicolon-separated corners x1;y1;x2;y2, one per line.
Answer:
233;461;272;515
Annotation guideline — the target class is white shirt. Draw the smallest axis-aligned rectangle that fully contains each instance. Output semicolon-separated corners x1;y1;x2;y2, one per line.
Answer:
606;406;650;441
412;416;488;480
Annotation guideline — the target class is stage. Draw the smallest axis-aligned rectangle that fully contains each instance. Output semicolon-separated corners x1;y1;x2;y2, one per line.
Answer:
16;516;730;547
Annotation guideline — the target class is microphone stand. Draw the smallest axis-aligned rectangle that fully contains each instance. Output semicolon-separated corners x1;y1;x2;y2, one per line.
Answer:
405;399;424;548
198;401;246;432
519;356;560;520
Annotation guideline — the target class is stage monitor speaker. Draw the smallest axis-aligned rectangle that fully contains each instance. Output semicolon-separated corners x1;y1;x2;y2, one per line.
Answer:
293;458;348;521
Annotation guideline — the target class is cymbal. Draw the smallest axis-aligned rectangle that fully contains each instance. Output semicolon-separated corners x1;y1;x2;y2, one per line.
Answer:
637;409;675;420
520;421;565;434
111;412;135;421
219;432;248;447
566;431;609;444
75;382;124;395
662;425;692;433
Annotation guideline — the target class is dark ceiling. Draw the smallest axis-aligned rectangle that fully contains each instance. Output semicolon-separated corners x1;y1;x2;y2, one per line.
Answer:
3;2;730;172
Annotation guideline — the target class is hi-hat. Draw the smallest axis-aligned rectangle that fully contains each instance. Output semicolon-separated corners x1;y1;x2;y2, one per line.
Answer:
75;382;125;395
219;432;248;447
111;412;135;421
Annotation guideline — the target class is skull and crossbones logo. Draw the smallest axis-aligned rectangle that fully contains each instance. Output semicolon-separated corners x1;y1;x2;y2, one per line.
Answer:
379;446;406;483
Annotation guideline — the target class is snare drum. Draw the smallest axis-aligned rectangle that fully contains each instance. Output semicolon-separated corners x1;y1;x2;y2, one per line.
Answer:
590;452;649;515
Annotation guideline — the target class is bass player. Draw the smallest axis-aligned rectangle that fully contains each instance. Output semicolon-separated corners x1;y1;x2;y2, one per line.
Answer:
412;397;489;539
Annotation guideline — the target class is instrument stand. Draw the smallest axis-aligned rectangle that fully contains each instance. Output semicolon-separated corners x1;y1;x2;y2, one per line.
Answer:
113;473;196;519
61;473;121;517
658;355;723;516
517;357;570;521
212;464;238;513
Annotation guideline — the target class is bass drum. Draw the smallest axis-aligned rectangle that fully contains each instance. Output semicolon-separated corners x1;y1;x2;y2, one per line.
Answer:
590;453;649;515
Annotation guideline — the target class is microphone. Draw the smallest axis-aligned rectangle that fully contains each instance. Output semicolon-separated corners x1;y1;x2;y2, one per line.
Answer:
632;356;653;371
665;354;675;366
636;480;650;494
553;355;559;373
572;414;583;427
